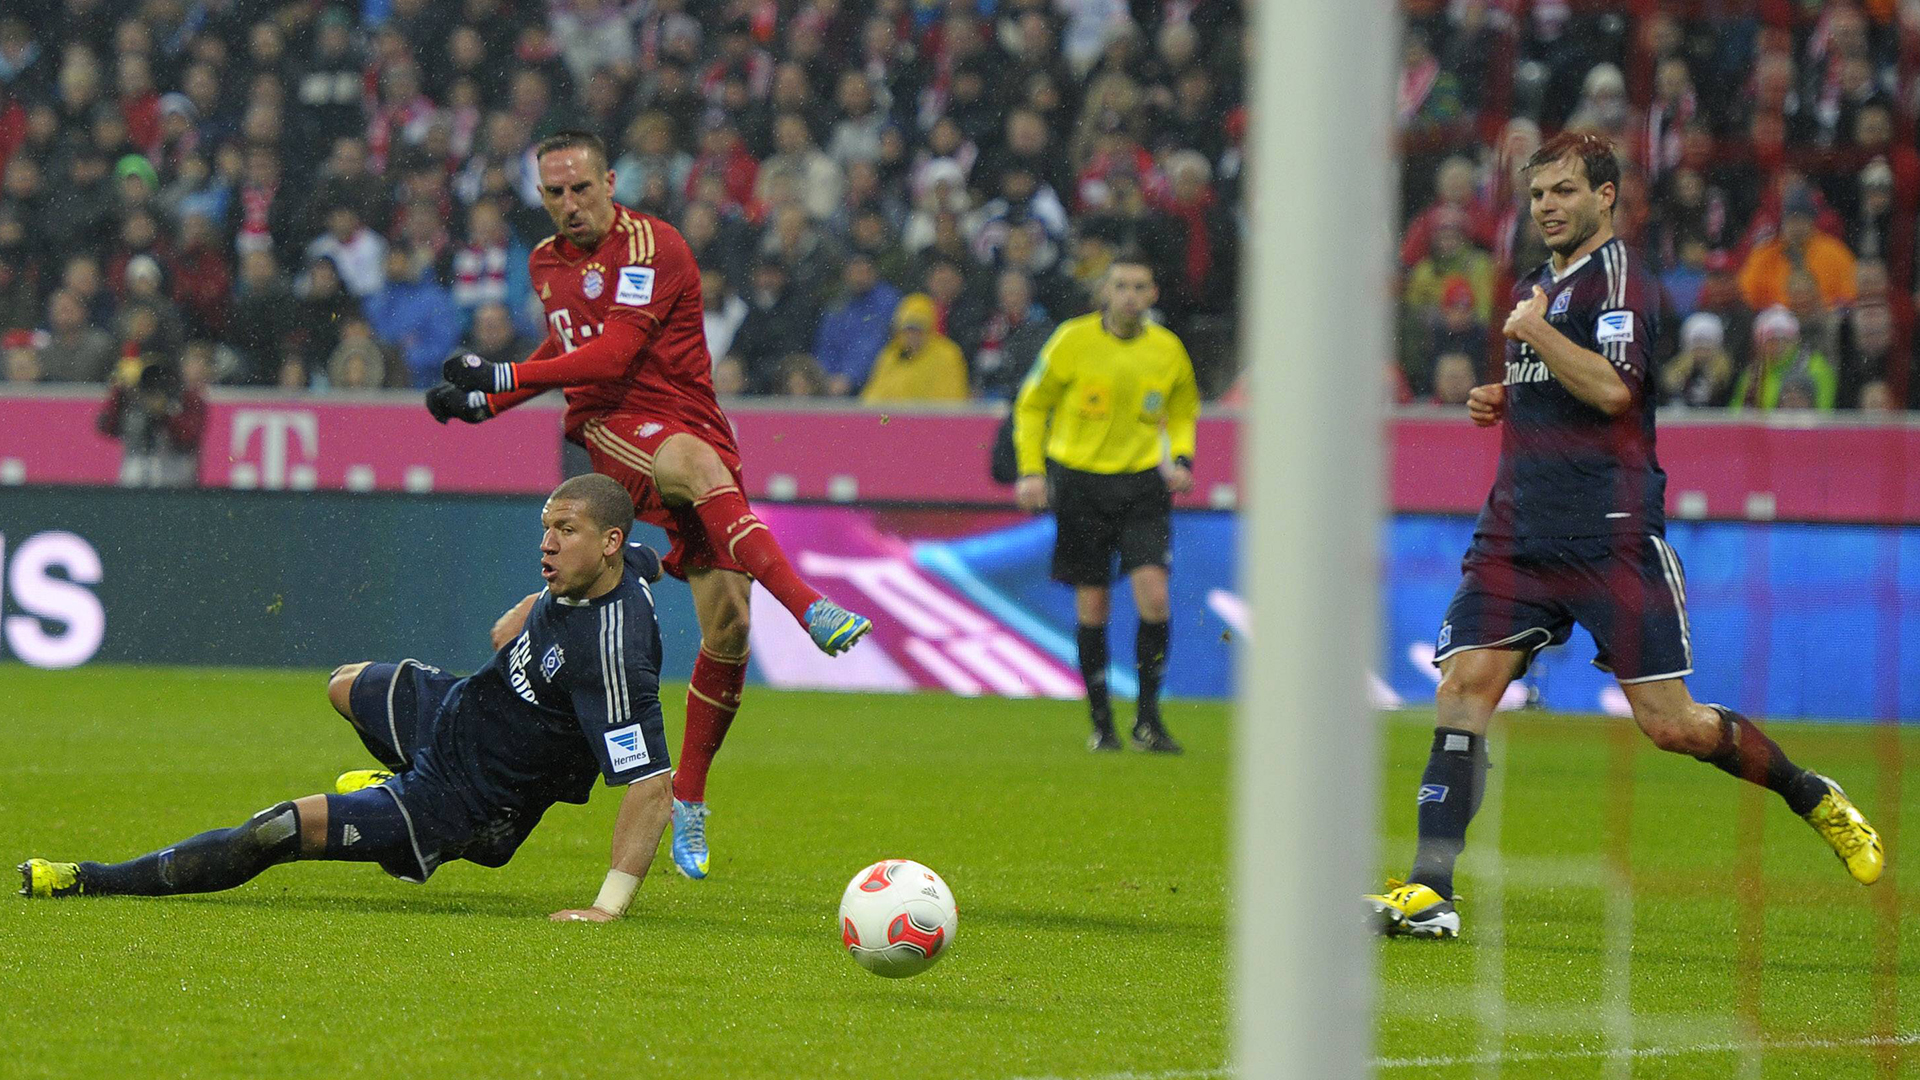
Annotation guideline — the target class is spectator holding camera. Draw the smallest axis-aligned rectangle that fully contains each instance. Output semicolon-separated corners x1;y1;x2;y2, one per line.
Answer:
96;358;206;487
1660;312;1736;408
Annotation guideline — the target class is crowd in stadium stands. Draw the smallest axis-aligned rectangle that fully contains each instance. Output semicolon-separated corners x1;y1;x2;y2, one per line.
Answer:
0;0;1247;416
1399;0;1919;413
6;1;1915;420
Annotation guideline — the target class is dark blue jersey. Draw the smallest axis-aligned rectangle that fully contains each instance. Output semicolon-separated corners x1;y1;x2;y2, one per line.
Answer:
1475;237;1668;539
416;567;667;822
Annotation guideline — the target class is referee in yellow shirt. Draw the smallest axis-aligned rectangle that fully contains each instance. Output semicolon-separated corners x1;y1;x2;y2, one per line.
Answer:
1013;253;1200;753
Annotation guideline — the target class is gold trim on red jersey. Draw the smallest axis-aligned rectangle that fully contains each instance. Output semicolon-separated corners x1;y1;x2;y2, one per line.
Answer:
615;215;656;266
582;419;656;477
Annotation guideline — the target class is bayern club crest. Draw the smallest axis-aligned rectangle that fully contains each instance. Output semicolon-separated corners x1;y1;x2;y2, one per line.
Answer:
582;269;605;299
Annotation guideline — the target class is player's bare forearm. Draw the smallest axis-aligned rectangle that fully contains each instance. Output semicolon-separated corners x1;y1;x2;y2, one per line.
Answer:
490;593;540;651
550;771;672;923
607;770;672;881
1514;321;1631;416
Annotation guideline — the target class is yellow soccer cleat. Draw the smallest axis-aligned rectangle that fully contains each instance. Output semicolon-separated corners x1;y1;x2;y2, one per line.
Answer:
18;859;84;898
1365;880;1460;939
335;769;395;795
1803;775;1884;885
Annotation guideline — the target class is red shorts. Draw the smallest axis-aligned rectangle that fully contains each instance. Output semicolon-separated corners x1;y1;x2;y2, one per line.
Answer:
578;414;748;580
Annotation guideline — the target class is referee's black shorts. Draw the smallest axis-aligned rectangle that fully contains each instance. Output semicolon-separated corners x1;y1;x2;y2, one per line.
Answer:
1047;462;1172;586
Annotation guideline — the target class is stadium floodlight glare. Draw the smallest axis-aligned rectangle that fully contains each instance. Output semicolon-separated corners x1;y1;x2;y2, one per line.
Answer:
1236;0;1391;1076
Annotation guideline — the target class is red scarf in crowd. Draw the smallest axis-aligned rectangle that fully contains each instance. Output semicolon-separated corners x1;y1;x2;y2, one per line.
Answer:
1168;188;1216;297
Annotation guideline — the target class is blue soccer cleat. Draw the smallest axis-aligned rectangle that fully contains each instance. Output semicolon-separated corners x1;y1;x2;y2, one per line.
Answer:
804;598;873;655
671;798;710;880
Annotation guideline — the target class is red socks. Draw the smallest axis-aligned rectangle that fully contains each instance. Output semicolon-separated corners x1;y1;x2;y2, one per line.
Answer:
673;647;748;804
674;483;826;803
690;484;822;622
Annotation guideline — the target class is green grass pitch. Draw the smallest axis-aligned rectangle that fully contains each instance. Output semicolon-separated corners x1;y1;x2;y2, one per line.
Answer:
2;666;1914;1079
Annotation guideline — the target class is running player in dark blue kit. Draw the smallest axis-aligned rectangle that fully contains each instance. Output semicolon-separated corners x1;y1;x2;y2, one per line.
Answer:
1367;133;1883;939
21;474;675;924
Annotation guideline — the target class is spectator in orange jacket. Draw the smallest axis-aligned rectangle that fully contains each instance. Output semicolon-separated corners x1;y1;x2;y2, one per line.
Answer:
1738;188;1858;311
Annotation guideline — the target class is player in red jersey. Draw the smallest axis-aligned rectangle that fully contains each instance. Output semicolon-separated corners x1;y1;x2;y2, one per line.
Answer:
426;131;872;880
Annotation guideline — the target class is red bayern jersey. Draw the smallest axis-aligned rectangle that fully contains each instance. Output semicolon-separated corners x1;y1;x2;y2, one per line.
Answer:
528;204;735;448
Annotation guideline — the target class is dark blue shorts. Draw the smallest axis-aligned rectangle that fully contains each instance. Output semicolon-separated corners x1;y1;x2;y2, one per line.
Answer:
1435;533;1693;683
324;776;460;883
346;660;460;770
324;763;546;883
337;661;542;880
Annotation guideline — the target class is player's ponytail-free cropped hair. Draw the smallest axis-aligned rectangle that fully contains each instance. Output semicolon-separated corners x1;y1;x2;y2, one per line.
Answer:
549;474;636;543
1523;131;1620;211
534;130;611;172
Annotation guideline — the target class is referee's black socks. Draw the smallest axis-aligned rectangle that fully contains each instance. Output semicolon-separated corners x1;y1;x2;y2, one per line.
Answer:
1136;620;1170;728
1409;727;1488;900
1076;624;1113;734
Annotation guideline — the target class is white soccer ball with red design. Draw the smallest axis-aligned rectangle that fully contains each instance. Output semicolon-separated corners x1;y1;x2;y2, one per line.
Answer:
838;859;958;978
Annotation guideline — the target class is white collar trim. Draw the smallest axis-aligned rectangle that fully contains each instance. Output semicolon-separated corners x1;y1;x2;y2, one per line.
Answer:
1550;250;1593;282
1543;237;1605;282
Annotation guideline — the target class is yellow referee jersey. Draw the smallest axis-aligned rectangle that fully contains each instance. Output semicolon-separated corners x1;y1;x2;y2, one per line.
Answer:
1013;313;1200;476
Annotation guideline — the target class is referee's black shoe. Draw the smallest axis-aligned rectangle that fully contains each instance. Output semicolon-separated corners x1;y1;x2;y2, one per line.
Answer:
1131;720;1183;755
1088;728;1123;752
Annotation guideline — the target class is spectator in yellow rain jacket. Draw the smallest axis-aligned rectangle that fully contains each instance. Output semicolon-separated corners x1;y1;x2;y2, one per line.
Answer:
860;293;969;403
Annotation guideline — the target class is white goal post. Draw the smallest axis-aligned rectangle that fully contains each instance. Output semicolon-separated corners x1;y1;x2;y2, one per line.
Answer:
1236;0;1392;1076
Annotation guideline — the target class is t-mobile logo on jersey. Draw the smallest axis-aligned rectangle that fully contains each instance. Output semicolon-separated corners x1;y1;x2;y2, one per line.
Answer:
547;310;606;352
0;531;106;669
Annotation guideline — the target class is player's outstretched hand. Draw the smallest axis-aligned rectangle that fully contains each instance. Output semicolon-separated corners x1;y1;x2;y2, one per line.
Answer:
442;350;517;393
1467;383;1506;427
1015;475;1049;512
550;907;619;923
425;381;493;424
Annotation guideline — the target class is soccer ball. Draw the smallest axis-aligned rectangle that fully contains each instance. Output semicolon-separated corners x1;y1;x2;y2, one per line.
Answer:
838;859;958;978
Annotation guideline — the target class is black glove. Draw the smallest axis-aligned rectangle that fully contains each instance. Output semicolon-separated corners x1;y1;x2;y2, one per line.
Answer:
623;542;664;584
425;381;493;424
442;350;517;393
